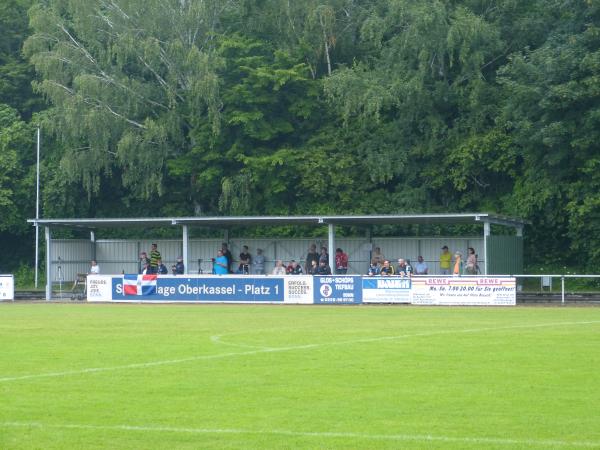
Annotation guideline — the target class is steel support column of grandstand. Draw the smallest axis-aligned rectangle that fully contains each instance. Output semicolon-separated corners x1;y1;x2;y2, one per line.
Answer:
45;226;51;301
182;224;189;275
483;221;491;275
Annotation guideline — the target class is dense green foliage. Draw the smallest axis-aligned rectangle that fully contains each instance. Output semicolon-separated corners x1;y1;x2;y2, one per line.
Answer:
1;0;600;271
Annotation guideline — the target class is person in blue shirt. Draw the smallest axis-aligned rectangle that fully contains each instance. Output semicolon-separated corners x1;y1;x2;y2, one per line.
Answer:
213;250;229;275
368;261;380;276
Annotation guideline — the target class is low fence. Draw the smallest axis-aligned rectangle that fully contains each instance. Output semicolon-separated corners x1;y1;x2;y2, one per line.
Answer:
514;275;600;304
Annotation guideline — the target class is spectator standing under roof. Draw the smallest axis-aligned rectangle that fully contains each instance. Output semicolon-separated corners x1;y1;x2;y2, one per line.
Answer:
371;247;385;265
405;259;413;277
307;259;319;275
253;248;265;274
175;256;184;275
368;261;380;276
289;260;303;275
213;250;228;275
453;251;463;276
272;260;286;275
439;245;452;275
156;258;168;275
319;246;329;264
396;259;408;277
413;256;428;275
150;244;161;271
139;252;150;274
142;261;152;275
221;243;233;273
316;259;332;275
238;245;251;274
286;260;294;274
89;260;99;274
305;244;319;273
380;260;395;276
335;248;348;274
465;247;478;275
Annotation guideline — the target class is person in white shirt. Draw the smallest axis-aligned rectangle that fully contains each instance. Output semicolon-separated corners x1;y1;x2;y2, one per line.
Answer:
272;259;286;275
413;255;428;275
89;260;100;274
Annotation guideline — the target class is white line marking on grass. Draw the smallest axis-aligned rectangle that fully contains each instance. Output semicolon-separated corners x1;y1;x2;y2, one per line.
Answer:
1;421;599;448
211;320;600;350
210;333;274;351
1;320;599;383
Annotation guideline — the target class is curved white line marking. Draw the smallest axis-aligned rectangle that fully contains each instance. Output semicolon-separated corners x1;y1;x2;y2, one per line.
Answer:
0;421;598;448
1;320;598;383
210;334;273;351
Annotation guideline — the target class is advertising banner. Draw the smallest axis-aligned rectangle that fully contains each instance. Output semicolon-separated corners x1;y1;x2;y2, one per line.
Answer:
362;277;411;303
0;275;14;301
86;275;515;306
283;276;314;304
313;276;362;304
410;277;516;306
89;275;295;303
86;275;112;301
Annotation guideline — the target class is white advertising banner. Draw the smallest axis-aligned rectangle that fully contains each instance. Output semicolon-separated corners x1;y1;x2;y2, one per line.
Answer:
410;276;516;306
362;277;412;303
86;275;113;301
0;275;15;301
283;276;314;304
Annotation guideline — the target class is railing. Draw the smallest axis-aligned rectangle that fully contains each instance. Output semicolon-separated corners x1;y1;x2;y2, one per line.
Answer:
512;274;600;304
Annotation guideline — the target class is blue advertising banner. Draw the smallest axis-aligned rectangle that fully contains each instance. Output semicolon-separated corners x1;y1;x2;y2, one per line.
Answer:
111;275;285;302
313;276;362;304
86;274;515;306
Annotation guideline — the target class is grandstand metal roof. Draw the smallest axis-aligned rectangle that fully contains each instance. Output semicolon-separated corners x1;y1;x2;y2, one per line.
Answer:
29;213;526;229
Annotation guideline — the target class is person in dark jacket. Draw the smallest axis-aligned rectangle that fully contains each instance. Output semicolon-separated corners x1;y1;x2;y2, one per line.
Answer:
316;260;332;275
174;256;185;274
221;243;233;273
156;258;168;275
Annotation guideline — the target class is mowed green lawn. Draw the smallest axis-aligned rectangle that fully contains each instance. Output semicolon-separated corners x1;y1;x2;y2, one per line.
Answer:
1;304;599;449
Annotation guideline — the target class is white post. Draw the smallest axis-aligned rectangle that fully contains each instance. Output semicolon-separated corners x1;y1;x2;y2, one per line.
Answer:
328;223;335;273
90;231;96;261
561;275;565;305
45;226;51;301
35;127;41;288
182;225;189;275
483;221;491;275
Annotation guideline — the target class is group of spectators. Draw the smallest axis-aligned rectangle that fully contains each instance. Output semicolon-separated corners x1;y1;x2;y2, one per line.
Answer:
211;242;349;276
368;247;421;277
87;243;185;275
303;244;349;275
367;245;479;276
139;243;184;275
88;242;479;276
439;245;480;275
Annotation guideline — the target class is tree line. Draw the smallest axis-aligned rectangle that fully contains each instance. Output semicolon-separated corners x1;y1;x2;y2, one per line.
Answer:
1;0;599;274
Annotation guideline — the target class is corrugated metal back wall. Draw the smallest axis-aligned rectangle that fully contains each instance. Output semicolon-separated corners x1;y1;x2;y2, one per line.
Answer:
51;237;484;281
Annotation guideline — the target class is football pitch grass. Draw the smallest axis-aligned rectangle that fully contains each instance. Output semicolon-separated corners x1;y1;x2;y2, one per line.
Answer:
1;304;599;449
